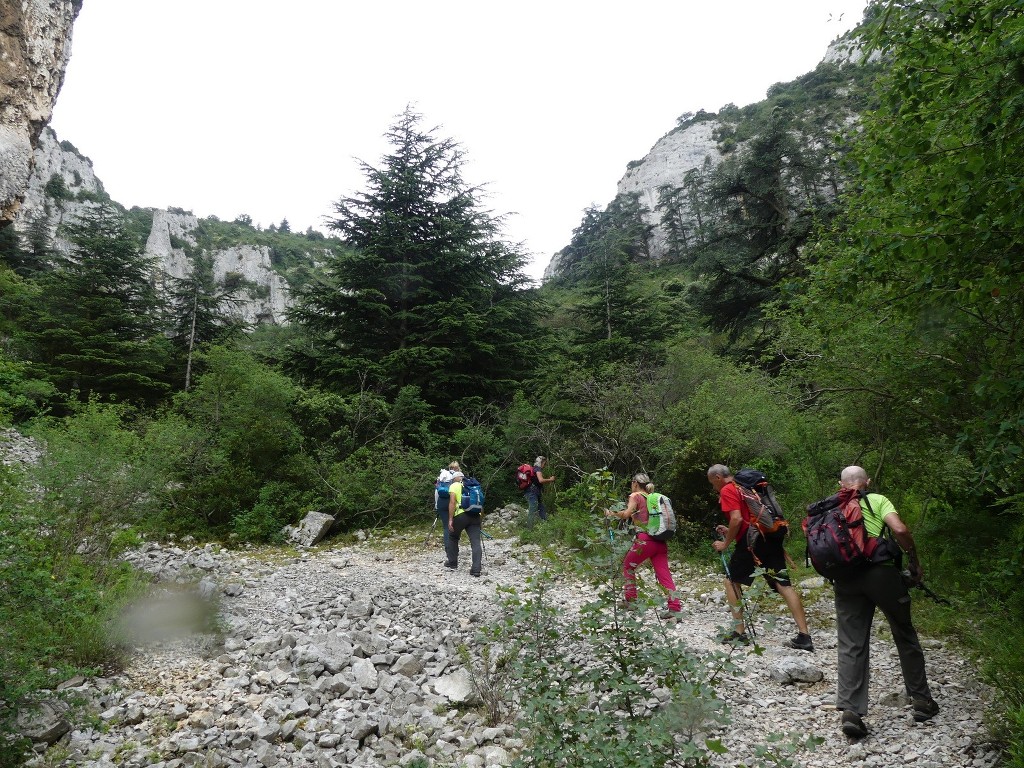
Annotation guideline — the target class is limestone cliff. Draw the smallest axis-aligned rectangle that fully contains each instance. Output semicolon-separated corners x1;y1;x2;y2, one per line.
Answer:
543;31;874;281
146;210;291;326
14;129;298;326
0;0;81;226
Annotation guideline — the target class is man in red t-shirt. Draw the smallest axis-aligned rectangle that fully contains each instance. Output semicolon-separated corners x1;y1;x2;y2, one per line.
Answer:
708;463;812;650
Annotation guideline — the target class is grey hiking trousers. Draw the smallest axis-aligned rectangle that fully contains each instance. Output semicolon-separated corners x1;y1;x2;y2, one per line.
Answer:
834;563;933;715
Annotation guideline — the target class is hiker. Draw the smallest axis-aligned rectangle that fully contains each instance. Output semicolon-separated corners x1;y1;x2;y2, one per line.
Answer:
831;465;938;738
444;470;483;577
707;463;813;650
524;455;555;527
605;473;682;619
434;461;460;550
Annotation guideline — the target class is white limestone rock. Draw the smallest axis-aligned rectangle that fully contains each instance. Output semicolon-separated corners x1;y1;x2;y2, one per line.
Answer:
0;0;81;224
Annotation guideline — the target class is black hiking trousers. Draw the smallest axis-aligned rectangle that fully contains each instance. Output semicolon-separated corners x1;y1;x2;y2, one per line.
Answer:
445;513;482;575
834;563;933;716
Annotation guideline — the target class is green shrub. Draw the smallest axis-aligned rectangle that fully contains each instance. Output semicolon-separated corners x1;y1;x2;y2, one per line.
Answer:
0;460;146;766
28;401;168;565
233;481;321;543
320;441;437;529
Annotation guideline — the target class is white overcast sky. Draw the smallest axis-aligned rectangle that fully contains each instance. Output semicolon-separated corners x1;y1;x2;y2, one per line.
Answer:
49;1;868;281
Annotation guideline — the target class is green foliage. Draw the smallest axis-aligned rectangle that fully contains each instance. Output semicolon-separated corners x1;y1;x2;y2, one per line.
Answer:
233;481;319;543
484;555;733;767
318;440;437;529
149;346;305;536
0;422;147;765
0;349;55;424
43;173;72;201
834;0;1024;495
28;401;169;564
14;204;171;408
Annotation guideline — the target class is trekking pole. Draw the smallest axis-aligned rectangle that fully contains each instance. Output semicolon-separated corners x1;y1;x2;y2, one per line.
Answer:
423;515;438;548
902;571;952;606
717;531;756;641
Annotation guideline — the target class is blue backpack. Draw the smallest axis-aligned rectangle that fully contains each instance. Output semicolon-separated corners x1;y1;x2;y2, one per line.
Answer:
460;477;485;515
435;470;454;510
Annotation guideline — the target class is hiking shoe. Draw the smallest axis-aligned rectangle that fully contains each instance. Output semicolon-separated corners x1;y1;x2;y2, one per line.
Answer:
841;710;867;739
787;632;815;652
912;698;939;722
470;571;481;578
658;610;682;621
444;562;457;570
720;630;750;646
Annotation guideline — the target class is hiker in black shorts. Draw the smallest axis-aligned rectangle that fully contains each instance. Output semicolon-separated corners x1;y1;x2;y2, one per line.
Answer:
708;464;812;650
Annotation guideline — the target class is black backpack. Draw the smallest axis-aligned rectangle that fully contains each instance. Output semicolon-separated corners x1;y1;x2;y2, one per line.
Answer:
803;488;901;580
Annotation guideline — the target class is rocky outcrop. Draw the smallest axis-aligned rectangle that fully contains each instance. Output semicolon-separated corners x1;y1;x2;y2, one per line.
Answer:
13;126;103;243
615;120;723;263
0;0;81;226
146;210;292;326
543;29;872;280
543;118;722;281
15;132;294;326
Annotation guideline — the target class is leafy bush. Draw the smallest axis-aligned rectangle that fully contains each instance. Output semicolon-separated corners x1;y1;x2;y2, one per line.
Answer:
150;347;304;534
319;441;437;529
233;481;321;543
0;441;146;766
28;401;168;565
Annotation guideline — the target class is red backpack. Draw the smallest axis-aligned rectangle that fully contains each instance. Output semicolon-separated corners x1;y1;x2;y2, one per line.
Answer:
803;487;901;579
515;463;536;491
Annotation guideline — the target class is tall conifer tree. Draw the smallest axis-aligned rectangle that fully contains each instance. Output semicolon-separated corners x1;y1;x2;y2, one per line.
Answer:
290;108;537;406
19;204;170;405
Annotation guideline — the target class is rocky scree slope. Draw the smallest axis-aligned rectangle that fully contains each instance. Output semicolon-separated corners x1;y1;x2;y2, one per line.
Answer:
19;524;1001;768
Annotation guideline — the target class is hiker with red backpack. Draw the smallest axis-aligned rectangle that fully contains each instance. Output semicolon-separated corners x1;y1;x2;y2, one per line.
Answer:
519;456;555;528
707;463;813;650
810;465;938;739
604;473;682;619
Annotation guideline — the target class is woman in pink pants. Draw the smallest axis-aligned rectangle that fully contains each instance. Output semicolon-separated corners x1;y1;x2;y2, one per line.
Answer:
606;473;682;618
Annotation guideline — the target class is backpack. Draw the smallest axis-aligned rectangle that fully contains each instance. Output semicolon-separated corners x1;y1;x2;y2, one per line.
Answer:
803;487;901;580
644;492;677;541
460;477;485;515
436;469;454;507
515;463;536;491
733;468;788;546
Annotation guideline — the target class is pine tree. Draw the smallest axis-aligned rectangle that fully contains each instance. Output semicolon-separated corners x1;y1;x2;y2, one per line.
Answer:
19;204;171;405
289;107;537;406
165;251;245;391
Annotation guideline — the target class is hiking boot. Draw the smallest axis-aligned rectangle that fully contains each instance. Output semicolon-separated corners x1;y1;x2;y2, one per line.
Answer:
470;571;481;577
787;632;815;652
912;698;939;722
658;609;682;621
841;710;867;738
443;562;457;570
719;630;750;646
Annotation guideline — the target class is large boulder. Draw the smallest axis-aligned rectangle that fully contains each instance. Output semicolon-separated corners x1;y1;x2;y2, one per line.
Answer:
16;699;72;746
283;511;335;547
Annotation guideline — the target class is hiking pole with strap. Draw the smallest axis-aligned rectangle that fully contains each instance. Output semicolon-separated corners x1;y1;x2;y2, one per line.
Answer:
717;530;756;641
424;514;438;548
902;571;952;605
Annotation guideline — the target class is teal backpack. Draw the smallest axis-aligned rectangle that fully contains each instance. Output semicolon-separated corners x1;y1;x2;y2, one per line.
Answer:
460;477;485;515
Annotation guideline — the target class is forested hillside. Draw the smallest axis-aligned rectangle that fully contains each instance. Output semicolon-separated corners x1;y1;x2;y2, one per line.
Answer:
1;2;1022;765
